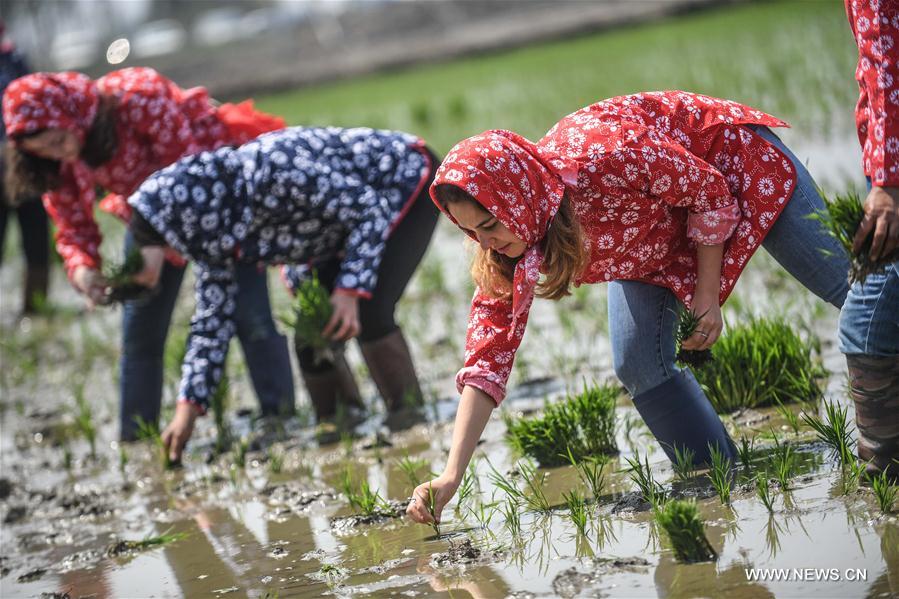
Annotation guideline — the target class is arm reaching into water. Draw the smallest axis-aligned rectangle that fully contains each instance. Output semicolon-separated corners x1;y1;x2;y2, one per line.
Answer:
406;385;495;525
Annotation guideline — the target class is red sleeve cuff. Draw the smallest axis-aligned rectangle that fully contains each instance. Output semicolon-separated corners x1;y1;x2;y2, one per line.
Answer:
178;397;207;416
335;287;373;300
456;366;506;406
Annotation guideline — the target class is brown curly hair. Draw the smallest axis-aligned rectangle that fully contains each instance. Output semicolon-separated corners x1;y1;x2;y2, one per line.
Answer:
433;183;588;301
4;93;119;206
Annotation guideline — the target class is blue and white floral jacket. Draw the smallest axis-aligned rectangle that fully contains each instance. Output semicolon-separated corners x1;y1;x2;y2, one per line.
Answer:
128;126;431;411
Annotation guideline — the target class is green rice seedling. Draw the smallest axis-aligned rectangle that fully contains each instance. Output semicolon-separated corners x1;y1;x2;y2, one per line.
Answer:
426;482;440;536
469;500;497;530
134;416;172;470
756;475;775;513
565;447;607;499
485;459;525;504
282;271;338;365
624;450;667;508
211;369;231;454
775;399;802;435
518;459;552;513
233;437;249;469
455;461;478;514
504;381;619;467
809;191;899;284
769;435;797;491
737;436;756;470
318;563;345;587
707;444;733;505
119;445;128;473
693;317;826;414
268;448;284;474
73;380;96;458
394;453;430;493
501;497;521;537
842;458;868;494
655;499;717;563
801;400;854;466
102;247;147;303
339;466;388;517
563;488;589;538
106;527;188;557
671;445;697;482
869;470;898;514
674;308;714;368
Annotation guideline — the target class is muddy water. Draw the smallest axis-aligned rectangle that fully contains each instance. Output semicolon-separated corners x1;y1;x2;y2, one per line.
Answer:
2;149;897;598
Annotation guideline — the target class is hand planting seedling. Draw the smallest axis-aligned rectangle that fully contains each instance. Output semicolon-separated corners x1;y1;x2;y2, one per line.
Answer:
282;270;342;365
102;247;150;304
674;308;714;368
810;191;899;284
426;482;440;536
655;500;717;563
505;381;619;467
135;415;174;470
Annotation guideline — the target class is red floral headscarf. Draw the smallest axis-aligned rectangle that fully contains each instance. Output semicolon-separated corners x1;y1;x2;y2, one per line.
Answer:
430;129;578;334
3;72;99;144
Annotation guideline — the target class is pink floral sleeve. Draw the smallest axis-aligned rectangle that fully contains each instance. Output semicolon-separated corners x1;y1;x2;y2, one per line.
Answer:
626;127;740;245
456;289;529;406
42;164;101;280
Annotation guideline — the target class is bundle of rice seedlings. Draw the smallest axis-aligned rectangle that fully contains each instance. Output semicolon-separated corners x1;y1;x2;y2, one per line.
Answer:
504;382;619;467
693;317;826;414
655;500;717;563
103;247;148;303
674;308;714;368
282;271;340;365
810;191;899;284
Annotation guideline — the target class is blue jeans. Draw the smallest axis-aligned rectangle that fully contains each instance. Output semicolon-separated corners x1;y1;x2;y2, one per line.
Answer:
120;233;294;440
609;125;851;396
839;180;899;356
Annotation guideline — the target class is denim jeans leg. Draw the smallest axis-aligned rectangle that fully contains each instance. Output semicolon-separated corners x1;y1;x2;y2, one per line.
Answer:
839;262;899;355
119;235;186;440
233;263;296;415
745;126;851;309
608;279;681;396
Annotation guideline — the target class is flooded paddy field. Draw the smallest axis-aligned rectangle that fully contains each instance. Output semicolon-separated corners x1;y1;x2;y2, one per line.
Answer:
2;1;896;597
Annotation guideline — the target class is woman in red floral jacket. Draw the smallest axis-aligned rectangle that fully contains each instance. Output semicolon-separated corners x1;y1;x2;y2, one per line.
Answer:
2;67;294;441
407;90;851;526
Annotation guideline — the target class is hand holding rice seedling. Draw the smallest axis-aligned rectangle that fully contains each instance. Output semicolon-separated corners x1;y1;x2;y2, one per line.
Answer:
282;270;342;365
810;191;899;284
674;308;714;368
102;247;149;304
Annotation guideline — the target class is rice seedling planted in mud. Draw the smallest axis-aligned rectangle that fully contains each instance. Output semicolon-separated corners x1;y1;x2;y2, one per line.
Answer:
106;528;188;557
340;466;388;517
671;445;697;482
769;434;798;491
135;416;173;470
624;450;668;509
518;459;552;513
756;475;775;512
563;488;590;537
775;399;803;435
809;191;899;284
693;317;826;414
801;400;855;466
674;308;714;368
267;448;284;474
869;470;898;514
565;446;607;499
707;444;733;505
841;458;868;494
501;498;522;537
73;380;97;458
234;437;249;469
737;436;756;470
469;499;497;530
505;382;619;467
455;461;478;514
655;500;717;563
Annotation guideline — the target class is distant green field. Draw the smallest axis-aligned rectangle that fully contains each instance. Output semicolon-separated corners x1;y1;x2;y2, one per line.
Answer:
256;0;857;153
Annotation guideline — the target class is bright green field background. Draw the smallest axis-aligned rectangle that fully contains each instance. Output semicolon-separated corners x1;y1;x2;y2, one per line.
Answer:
256;0;858;153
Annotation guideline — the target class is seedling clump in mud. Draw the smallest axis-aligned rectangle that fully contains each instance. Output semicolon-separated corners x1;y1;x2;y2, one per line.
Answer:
505;382;619;467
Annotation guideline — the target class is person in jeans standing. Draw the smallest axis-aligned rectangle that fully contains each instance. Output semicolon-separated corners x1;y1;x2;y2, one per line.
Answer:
841;0;899;480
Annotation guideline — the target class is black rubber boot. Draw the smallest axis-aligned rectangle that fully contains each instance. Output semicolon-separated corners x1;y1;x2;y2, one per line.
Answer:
242;333;296;417
631;370;737;466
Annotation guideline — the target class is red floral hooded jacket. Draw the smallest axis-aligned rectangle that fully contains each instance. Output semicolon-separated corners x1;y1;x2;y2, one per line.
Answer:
2;67;284;279
431;91;797;405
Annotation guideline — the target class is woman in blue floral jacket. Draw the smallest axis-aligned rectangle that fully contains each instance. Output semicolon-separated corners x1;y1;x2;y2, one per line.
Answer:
128;126;439;461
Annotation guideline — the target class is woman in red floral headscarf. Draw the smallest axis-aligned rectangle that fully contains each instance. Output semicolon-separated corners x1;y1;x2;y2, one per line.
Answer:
407;90;852;527
2;67;294;442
